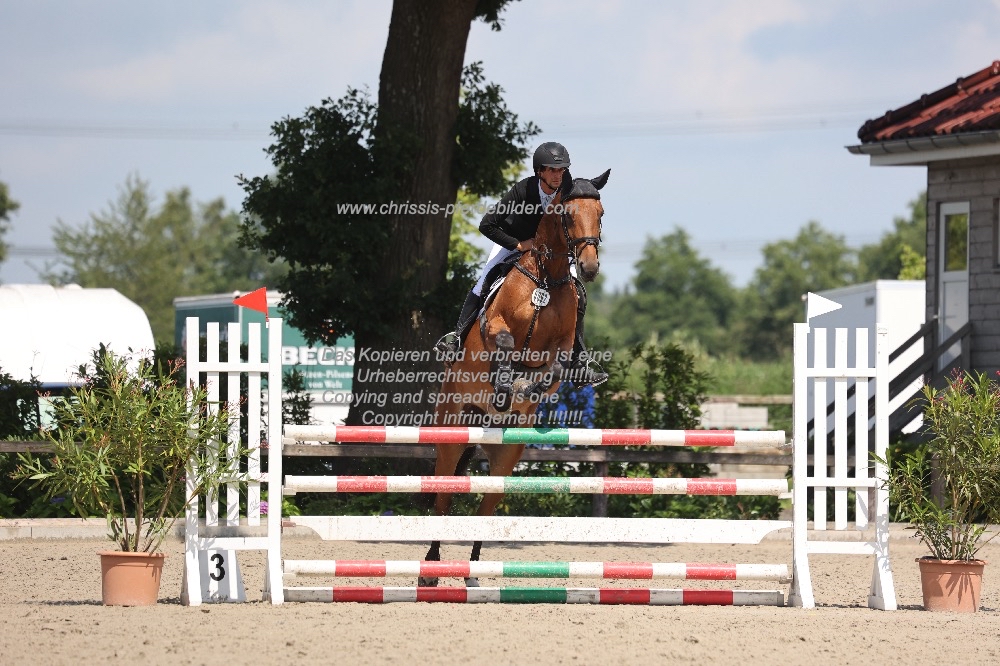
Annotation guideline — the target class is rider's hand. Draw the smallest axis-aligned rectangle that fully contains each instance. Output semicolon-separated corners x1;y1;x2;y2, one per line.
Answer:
516;239;534;253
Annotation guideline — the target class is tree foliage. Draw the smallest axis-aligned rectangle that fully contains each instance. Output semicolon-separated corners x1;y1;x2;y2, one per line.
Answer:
0;368;40;440
444;162;523;318
474;0;520;30
239;90;392;344
898;243;926;280
0;179;20;269
45;175;285;342
736;221;857;359
608;228;738;355
857;191;926;281
453;63;538;197
239;66;536;346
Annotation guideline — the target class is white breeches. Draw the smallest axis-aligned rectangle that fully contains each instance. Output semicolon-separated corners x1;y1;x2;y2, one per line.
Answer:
472;243;578;296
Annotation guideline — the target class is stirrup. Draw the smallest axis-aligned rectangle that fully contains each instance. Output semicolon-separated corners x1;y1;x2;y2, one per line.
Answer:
433;331;460;356
567;355;608;387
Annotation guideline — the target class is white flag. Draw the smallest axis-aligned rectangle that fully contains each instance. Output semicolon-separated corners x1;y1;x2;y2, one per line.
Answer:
806;292;842;321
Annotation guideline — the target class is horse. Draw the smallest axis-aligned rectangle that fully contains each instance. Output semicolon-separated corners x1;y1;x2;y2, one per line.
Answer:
420;169;609;586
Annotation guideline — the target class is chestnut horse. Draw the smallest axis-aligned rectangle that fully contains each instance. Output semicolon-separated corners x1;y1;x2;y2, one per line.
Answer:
421;169;609;586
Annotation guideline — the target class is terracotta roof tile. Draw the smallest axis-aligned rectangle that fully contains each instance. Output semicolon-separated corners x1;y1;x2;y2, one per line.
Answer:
857;61;1000;142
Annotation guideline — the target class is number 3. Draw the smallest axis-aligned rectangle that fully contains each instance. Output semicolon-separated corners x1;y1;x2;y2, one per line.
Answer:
210;553;226;581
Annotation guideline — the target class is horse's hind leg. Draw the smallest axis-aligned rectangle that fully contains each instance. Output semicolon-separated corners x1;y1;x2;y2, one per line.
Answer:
419;444;477;587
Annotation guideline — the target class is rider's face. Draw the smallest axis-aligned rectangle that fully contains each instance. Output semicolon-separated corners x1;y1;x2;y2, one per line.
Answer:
539;166;566;193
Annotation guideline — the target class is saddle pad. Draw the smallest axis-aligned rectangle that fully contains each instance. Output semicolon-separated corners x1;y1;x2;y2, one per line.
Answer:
482;274;506;315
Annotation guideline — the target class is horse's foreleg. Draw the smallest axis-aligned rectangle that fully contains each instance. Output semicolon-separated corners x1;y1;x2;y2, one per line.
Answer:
419;444;476;587
491;329;515;412
512;359;565;401
462;490;516;588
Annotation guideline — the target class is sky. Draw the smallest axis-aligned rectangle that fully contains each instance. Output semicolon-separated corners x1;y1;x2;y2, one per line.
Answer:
2;0;999;294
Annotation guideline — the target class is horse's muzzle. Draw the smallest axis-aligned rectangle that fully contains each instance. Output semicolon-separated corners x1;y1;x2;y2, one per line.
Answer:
578;257;599;282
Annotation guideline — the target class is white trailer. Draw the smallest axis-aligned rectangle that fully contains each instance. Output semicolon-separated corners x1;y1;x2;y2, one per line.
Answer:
808;280;925;434
0;284;154;388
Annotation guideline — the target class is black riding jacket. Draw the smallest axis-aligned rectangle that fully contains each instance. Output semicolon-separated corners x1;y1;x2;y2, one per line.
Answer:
478;173;573;250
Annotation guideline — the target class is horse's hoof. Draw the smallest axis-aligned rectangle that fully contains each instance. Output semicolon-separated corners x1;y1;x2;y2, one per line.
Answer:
464;577;480;588
492;388;512;412
511;377;532;398
418;576;439;587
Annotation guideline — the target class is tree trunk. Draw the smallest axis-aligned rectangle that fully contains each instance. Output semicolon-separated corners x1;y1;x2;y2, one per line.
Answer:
347;0;478;426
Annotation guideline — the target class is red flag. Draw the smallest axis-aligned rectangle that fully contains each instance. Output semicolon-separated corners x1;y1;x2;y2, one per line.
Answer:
233;287;269;321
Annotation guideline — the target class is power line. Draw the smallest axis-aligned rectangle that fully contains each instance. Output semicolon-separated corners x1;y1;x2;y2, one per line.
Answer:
0;122;268;141
0;99;891;141
4;231;888;261
6;246;60;258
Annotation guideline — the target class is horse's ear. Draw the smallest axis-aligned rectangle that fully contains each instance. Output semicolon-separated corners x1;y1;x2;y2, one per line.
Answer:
590;169;611;190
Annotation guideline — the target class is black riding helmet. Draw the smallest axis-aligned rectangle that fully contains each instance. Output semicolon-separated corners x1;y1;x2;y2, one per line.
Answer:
532;142;571;173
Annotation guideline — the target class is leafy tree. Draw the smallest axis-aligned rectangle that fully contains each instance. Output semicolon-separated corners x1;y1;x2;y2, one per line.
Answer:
240;0;535;425
608;228;738;355
45;175;285;342
737;221;857;359
448;163;522;272
0;368;40;440
857;191;927;281
449;187;487;269
898;243;926;280
1;368;63;518
282;369;315;427
0;179;20;270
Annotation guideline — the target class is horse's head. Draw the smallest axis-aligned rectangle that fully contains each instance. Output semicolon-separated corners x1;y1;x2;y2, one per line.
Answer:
562;169;610;282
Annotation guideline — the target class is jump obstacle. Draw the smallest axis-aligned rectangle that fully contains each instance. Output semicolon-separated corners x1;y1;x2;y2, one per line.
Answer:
181;316;897;609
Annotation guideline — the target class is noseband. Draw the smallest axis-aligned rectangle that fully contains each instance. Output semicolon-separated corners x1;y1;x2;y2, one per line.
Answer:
562;208;601;265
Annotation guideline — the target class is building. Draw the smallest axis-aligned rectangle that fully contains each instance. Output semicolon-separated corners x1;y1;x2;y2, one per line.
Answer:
849;60;1000;376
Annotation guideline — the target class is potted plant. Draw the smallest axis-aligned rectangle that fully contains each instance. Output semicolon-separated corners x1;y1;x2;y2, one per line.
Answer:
14;347;242;605
884;369;1000;612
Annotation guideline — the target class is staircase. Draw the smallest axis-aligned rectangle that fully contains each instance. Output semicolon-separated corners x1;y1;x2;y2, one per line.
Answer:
807;316;972;445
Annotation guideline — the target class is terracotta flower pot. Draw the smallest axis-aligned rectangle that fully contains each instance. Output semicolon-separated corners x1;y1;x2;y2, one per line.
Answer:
916;557;986;613
98;551;166;606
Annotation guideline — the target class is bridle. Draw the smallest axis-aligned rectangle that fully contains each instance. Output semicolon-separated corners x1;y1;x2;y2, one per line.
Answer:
506;201;602;355
561;206;602;265
513;203;601;289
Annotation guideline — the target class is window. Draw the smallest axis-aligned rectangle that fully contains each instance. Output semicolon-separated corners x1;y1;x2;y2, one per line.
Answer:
941;202;968;273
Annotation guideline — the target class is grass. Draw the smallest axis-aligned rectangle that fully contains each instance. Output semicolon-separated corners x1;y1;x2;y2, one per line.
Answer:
700;355;792;396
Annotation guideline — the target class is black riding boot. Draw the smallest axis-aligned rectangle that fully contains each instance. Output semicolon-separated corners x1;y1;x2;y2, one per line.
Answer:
433;290;483;356
568;285;608;387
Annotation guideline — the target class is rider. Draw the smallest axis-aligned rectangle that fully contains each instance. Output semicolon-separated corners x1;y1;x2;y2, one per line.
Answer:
433;141;608;386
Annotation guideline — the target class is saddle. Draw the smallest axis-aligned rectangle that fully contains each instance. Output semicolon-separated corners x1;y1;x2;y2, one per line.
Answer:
476;252;585;352
478;252;522;321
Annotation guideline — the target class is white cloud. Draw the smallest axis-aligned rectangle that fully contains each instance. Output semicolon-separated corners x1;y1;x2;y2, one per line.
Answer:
627;1;827;109
69;1;391;105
